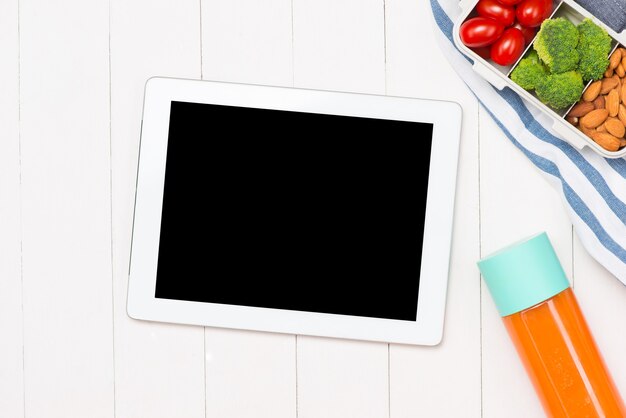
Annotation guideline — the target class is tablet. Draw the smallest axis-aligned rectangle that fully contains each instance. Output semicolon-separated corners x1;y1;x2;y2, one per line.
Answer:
127;78;462;345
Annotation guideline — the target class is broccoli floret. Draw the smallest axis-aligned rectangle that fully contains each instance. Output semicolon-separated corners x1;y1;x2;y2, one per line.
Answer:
534;18;580;74
577;19;612;81
535;71;584;109
511;51;548;90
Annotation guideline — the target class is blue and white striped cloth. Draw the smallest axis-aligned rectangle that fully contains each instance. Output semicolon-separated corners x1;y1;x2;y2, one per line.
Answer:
430;0;626;284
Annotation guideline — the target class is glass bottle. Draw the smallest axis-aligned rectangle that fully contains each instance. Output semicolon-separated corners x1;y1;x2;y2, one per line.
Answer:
478;232;625;417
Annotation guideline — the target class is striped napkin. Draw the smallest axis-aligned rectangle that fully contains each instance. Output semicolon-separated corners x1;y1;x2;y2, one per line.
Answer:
430;0;626;284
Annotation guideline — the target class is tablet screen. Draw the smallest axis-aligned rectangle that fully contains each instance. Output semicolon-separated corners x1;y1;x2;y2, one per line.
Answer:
154;101;433;321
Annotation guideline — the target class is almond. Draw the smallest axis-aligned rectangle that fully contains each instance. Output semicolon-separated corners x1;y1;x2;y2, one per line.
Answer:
605;67;614;78
567;101;595;118
617;64;626;78
612;74;622;90
619;104;626;126
593;95;605;109
566;116;578;126
591;132;621;151
601;77;620;95
580;125;595;137
608;89;620;117
621;139;626;148
580;108;609;128
605;117;625;138
583;80;602;101
621;83;626;104
610;49;622;69
622;55;626;69
597;124;607;133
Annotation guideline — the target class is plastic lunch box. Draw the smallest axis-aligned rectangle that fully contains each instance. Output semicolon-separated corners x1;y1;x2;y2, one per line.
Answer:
452;0;626;158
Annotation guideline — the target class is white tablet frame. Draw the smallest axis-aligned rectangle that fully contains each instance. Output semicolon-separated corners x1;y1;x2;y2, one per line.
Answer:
127;77;462;346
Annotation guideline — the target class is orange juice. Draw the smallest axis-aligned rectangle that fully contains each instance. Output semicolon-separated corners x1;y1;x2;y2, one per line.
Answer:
479;233;625;417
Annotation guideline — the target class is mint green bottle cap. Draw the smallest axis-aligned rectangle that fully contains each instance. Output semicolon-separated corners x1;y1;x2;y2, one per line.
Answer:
477;232;570;317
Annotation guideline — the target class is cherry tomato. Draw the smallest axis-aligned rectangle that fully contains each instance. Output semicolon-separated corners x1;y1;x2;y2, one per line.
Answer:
516;0;553;28
460;17;505;48
472;46;492;60
490;27;526;65
496;0;523;5
514;22;537;44
476;0;515;27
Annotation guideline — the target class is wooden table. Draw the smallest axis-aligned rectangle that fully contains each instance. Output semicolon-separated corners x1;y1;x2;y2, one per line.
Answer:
1;0;625;417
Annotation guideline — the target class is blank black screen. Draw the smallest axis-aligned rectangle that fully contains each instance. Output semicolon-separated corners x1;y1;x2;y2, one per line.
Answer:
154;101;433;321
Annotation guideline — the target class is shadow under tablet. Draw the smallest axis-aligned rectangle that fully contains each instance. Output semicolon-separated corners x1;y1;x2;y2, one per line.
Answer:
155;101;433;322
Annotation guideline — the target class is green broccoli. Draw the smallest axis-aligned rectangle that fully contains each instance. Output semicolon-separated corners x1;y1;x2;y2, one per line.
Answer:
577;18;612;81
535;71;584;109
511;50;548;90
534;18;580;74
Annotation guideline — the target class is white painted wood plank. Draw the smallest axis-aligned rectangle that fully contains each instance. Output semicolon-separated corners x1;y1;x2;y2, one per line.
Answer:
385;0;481;416
19;0;114;416
200;2;297;417
0;0;23;416
109;1;205;417
292;1;388;417
293;0;386;94
205;328;296;418
201;0;293;86
479;113;574;418
297;337;389;418
573;236;626;398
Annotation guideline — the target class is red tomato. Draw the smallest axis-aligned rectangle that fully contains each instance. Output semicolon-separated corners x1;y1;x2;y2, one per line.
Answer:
476;0;515;27
460;17;505;48
472;46;492;60
516;0;553;28
490;27;525;65
514;22;537;44
496;0;523;5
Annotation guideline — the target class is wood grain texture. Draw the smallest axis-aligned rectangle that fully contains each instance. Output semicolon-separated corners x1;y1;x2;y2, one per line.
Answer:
201;0;293;86
297;337;389;418
205;328;296;418
110;1;205;417
0;0;23;415
479;112;574;418
385;0;482;416
19;0;114;416
292;0;385;93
